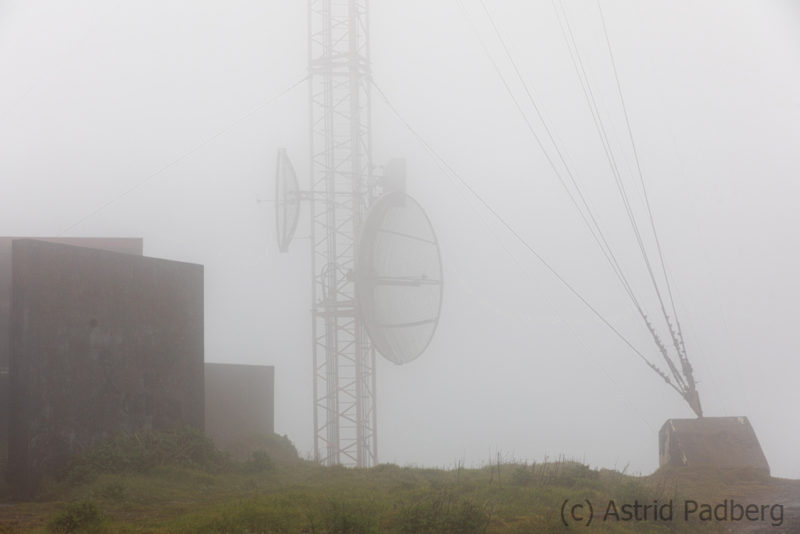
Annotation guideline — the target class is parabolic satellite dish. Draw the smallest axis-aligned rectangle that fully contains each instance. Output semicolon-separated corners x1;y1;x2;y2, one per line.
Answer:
357;191;443;365
275;148;300;252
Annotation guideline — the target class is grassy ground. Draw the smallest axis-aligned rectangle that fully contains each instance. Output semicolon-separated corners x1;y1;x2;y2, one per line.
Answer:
0;431;790;533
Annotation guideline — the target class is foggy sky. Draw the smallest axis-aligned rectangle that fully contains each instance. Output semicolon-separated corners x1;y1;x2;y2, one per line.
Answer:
1;1;798;478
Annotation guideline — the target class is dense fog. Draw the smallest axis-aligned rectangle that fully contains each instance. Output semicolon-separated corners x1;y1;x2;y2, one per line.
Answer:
1;1;798;478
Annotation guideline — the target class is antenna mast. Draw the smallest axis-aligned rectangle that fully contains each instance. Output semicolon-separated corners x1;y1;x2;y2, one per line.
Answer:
308;0;377;466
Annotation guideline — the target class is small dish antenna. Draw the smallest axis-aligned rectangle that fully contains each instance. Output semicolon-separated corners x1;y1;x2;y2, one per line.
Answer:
356;191;443;365
275;148;300;252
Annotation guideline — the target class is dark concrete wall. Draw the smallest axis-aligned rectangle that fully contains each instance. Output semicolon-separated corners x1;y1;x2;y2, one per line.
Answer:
0;237;142;370
0;369;6;454
0;238;142;464
205;363;274;447
659;416;770;474
8;239;202;498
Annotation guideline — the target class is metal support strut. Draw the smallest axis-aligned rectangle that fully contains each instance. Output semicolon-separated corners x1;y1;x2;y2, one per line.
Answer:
308;0;377;467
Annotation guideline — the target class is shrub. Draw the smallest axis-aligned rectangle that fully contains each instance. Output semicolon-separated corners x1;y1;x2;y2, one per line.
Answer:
395;491;491;534
61;427;228;483
98;481;126;502
47;501;107;534
244;450;275;473
509;460;598;488
318;500;379;534
220;433;300;464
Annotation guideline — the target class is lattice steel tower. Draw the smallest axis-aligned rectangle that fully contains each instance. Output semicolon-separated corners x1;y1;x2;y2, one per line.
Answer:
308;0;377;467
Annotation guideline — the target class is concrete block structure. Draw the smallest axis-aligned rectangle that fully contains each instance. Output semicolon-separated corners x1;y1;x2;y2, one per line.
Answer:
6;239;203;498
0;369;6;452
0;238;143;459
659;416;770;474
0;237;143;366
205;363;274;448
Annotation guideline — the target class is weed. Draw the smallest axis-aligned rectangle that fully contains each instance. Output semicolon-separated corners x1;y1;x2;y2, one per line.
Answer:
243;450;275;473
46;501;108;534
218;433;300;464
98;481;126;502
317;499;380;534
60;427;229;483
395;490;491;534
5;453;763;534
509;459;598;488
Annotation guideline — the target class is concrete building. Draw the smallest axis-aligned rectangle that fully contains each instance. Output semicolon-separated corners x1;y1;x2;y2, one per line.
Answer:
0;238;143;455
5;239;203;497
659;416;770;474
204;362;275;449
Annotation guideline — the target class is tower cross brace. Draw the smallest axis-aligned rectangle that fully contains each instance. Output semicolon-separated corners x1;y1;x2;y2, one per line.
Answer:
308;0;377;467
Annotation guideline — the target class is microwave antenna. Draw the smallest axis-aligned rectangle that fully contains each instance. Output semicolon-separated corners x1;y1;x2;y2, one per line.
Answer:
275;0;442;467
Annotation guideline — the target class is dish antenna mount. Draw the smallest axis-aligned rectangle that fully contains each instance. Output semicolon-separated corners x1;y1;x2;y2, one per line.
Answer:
275;1;441;467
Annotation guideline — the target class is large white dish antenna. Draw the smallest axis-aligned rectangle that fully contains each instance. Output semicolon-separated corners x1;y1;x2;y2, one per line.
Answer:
357;191;443;365
275;148;300;252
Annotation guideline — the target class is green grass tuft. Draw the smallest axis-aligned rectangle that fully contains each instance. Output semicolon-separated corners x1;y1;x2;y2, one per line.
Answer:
46;501;108;534
58;427;229;484
4;437;776;533
394;490;491;534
